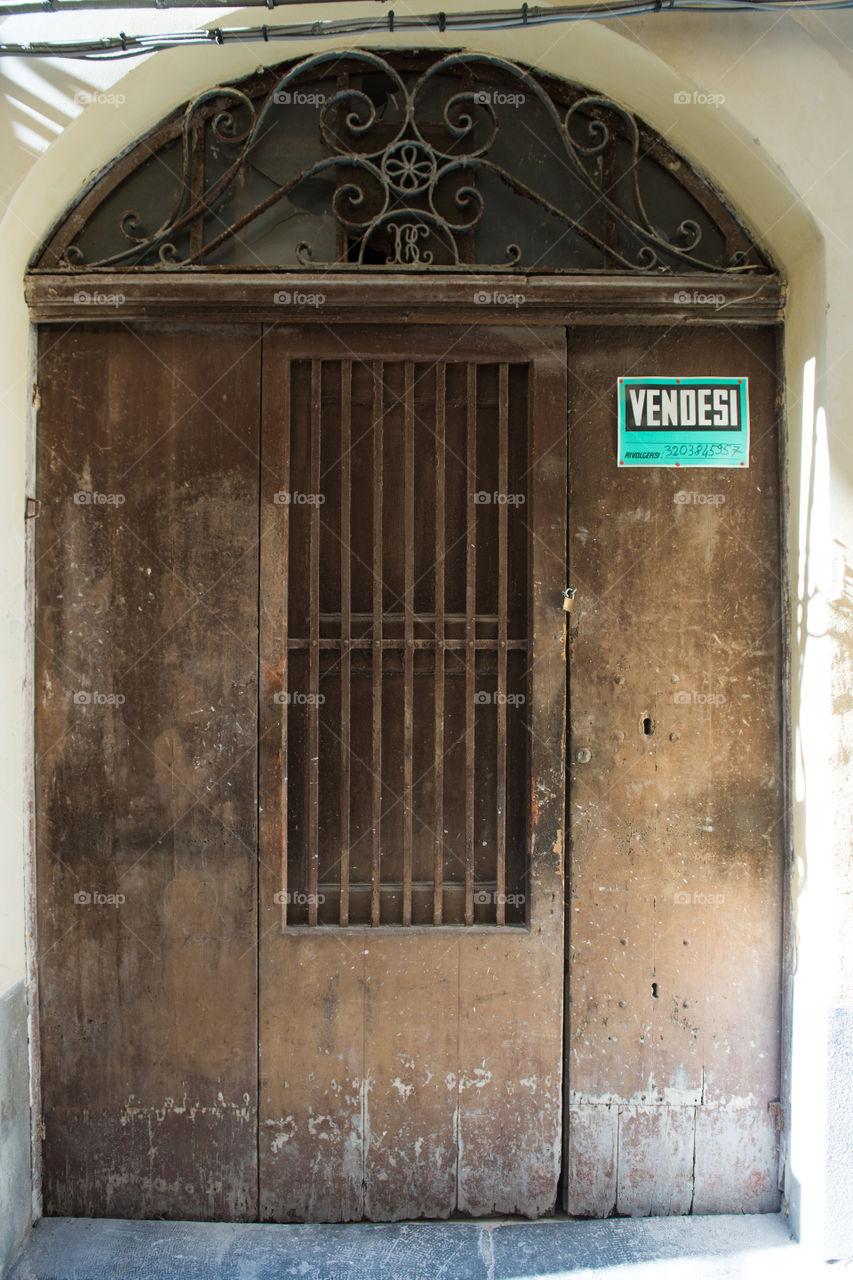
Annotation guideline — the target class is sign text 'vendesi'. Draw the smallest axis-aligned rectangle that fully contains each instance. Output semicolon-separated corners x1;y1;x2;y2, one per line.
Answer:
617;376;749;467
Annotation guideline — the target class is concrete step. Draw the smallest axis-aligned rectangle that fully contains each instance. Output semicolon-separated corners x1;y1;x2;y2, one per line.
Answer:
3;1213;842;1280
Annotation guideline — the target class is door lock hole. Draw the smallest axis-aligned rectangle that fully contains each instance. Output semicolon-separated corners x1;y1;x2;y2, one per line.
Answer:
642;715;654;737
651;982;659;999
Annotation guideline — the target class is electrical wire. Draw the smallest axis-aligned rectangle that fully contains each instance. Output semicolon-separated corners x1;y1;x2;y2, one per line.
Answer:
1;0;317;9
0;0;849;58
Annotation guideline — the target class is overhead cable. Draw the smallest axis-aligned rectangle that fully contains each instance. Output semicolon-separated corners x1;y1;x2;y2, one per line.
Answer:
1;0;850;58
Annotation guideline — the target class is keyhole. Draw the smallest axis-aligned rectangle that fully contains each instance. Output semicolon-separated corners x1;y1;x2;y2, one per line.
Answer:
651;983;659;999
643;716;654;737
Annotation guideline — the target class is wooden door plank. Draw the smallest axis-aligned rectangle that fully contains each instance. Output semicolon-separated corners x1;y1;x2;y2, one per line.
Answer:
457;328;567;1217
457;935;565;1216
259;325;568;1221
257;936;366;1221
566;1104;618;1218
362;936;459;1220
34;322;261;1220
566;325;784;1215
692;1105;780;1213
259;331;365;1220
616;1105;695;1216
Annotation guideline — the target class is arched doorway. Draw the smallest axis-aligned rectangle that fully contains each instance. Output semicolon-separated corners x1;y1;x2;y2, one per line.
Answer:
27;49;785;1222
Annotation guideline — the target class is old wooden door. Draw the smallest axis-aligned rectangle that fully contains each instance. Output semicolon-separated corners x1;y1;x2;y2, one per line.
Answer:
35;323;262;1220
257;325;567;1220
564;325;786;1216
34;320;567;1222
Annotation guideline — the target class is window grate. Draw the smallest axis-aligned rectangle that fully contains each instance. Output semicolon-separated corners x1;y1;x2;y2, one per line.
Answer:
31;50;772;276
266;356;530;928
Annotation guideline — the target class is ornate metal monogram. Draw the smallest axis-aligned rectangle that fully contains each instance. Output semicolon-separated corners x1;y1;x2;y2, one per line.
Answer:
33;50;770;274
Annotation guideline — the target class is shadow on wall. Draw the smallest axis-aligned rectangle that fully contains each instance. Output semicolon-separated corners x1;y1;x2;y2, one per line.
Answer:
0;48;152;223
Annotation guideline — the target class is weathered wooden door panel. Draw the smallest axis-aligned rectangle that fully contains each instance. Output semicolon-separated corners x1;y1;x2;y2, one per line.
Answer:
258;325;567;1221
35;324;261;1220
566;325;784;1216
455;934;565;1215
34;313;785;1225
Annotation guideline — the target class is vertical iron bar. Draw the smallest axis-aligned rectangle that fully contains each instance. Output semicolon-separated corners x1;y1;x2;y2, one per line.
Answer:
465;364;477;926
339;361;352;927
433;364;446;927
279;360;291;930
496;364;509;926
371;364;384;927
403;362;415;926
188;114;206;260
307;361;321;926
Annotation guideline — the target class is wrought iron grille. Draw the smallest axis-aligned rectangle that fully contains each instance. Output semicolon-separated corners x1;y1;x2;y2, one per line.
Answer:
263;353;531;928
32;50;770;274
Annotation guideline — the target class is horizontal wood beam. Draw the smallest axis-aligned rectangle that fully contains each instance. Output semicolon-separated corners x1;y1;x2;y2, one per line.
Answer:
25;271;784;325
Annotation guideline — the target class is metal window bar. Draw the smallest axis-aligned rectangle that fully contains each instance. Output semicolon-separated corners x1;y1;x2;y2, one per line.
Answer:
402;362;415;927
339;360;352;927
279;356;529;928
371;363;384;928
465;364;477;927
433;363;446;928
288;635;527;652
307;360;322;926
279;362;291;931
496;364;509;926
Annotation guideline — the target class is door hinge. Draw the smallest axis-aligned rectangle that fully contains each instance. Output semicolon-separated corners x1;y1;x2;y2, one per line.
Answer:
769;1100;786;1131
25;497;41;520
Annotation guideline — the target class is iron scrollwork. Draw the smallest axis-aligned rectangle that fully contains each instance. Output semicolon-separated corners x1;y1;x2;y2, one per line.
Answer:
38;50;770;274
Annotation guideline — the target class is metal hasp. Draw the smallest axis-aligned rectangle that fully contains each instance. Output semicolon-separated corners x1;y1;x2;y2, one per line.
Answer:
30;50;772;275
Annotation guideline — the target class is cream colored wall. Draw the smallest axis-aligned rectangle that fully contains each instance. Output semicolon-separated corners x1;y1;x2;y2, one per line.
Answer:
1;3;851;1248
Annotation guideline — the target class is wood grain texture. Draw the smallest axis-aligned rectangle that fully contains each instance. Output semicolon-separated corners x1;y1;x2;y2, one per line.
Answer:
362;937;459;1221
35;323;261;1220
259;325;567;1220
25;272;784;326
692;1104;780;1213
455;329;568;1217
616;1105;695;1216
457;936;564;1216
567;1105;618;1217
31;310;784;1224
566;325;784;1214
257;934;366;1222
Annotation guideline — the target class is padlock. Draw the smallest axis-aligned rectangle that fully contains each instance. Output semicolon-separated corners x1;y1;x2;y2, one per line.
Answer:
563;587;576;614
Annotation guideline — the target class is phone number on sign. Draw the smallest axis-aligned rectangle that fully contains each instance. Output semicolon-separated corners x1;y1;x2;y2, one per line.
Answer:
662;442;742;458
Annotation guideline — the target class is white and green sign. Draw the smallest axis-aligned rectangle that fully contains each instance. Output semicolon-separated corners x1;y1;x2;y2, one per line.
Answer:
617;376;749;467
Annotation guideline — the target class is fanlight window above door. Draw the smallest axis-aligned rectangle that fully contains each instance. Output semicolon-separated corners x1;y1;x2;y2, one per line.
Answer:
31;50;770;275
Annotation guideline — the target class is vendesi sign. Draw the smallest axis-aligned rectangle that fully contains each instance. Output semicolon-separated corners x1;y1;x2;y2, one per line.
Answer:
617;376;749;467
